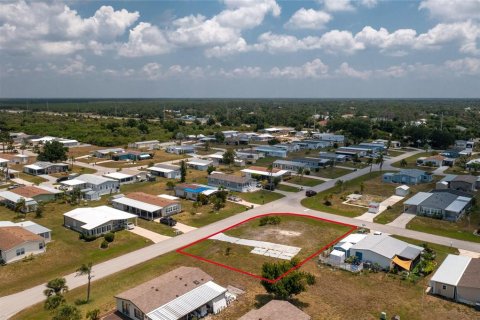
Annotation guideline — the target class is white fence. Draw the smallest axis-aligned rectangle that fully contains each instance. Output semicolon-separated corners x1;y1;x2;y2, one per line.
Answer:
318;255;364;273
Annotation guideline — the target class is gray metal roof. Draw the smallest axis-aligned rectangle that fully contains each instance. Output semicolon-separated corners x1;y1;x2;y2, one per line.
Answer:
404;192;432;206
398;169;430;178
351;235;423;260
420;192;458;210
273;160;307;167
76;174;116;185
15;221;51;235
445;199;471;213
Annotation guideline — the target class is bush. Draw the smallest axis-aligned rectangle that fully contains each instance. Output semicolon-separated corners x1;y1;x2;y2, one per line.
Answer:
324;200;332;206
104;232;115;243
100;240;109;249
305;169;310;175
79;233;97;242
259;216;281;226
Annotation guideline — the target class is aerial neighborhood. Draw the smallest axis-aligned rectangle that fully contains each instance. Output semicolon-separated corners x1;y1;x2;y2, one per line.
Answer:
0;101;479;320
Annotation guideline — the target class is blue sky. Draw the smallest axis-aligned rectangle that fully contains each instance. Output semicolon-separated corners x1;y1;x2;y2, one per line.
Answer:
0;0;479;98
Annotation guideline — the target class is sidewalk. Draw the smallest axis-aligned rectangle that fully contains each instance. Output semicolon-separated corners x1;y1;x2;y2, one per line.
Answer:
355;195;404;223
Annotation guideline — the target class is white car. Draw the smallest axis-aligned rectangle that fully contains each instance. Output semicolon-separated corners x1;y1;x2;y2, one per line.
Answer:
126;222;135;230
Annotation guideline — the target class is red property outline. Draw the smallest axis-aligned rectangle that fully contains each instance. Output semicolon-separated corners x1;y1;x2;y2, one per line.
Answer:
176;213;357;284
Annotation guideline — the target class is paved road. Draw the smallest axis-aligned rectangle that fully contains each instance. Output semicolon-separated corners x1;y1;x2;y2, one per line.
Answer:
3;149;480;319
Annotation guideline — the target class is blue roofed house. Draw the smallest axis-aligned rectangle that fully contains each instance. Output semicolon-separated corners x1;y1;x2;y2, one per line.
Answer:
253;146;287;158
174;184;219;201
383;169;433;185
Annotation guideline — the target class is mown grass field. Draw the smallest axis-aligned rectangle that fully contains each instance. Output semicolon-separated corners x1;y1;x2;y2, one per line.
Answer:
234;190;285;204
284;175;323;187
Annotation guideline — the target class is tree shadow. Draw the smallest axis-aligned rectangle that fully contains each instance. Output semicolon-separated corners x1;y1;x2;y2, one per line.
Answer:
254;294;310;310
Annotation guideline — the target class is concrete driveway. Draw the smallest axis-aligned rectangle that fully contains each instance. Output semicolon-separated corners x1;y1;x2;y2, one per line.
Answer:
128;226;171;243
355;195;404;223
173;222;197;234
387;212;417;228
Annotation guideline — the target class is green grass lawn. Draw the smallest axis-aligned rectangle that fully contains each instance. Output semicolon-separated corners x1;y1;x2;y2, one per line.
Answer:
391;151;433;169
283;175;323;186
387;150;406;157
301;172;385;217
406;214;480;243
234;190;285;204
373;203;405;224
253;156;278;166
276;184;301;192
311;167;352;179
0;201;150;297
136;219;177;237
336;161;368;169
50;166;96;178
18;172;48;185
174;201;248;227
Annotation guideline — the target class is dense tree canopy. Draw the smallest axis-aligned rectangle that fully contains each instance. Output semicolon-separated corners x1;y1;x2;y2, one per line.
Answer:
37;141;68;162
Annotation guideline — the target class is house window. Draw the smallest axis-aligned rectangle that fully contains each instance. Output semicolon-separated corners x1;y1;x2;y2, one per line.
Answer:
133;308;144;319
442;285;447;290
39;242;44;250
121;301;130;314
16;248;25;256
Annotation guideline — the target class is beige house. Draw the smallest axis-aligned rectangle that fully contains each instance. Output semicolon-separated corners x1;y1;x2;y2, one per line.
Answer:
0;227;46;264
112;267;229;320
111;192;182;220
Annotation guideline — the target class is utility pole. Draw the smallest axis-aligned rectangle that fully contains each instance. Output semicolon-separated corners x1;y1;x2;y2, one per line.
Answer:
440;113;443;130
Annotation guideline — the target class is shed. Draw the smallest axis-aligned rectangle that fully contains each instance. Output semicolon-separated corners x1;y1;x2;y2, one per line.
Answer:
395;185;410;197
329;249;346;264
429;254;471;300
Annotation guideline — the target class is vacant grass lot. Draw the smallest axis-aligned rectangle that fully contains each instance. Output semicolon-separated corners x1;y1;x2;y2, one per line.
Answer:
0;201;150;297
175;201;248;228
284;176;323;186
99;150;188;169
387;150;406;157
407;213;480;243
276;184;301;192
182;214;352;275
302;172;438;218
18;172;48;185
234;190;285;204
310;167;352;179
13;237;477;320
49;165;96;178
391;151;433;169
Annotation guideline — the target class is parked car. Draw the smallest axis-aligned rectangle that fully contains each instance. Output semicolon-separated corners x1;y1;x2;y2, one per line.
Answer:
126;222;135;230
160;217;177;226
56;176;69;183
305;190;317;197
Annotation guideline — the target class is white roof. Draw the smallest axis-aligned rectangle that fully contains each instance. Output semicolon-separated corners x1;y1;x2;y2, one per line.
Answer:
430;254;471;286
396;185;410;190
0;158;8;163
148;167;175;174
147;281;226;320
158;194;180;201
187;159;212;166
340;233;367;244
241;168;288;177
445;199;470;213
112;196;162;212
64;206;136;230
24;164;43;170
14;221;51;234
58;139;78;144
207;153;224;159
330;250;346;258
67;174;115;186
61;179;85;186
0;191;36;204
103;172;134;180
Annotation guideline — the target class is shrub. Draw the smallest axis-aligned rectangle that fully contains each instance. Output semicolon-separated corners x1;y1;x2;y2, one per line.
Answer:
100;240;109;249
79;233;97;242
259;216;281;226
104;232;115;243
305;169;310;175
324;200;332;206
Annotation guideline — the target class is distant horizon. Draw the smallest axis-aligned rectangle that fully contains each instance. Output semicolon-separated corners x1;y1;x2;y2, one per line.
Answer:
1;97;480;101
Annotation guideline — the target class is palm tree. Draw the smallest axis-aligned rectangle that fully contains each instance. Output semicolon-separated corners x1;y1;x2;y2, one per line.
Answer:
375;153;384;171
14;198;26;216
76;262;93;303
297;166;305;181
70;156;76;171
367;157;373;172
267;164;274;190
44;278;68;297
400;159;407;167
335;179;344;192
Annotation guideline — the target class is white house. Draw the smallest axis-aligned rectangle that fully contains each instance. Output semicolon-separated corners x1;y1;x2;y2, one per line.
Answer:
128;140;160;150
63;206;137;236
103;172;137;185
111;192;182;220
0;221;52;243
114;267;229;320
395;185;410;197
61;174;120;200
0;226;46;264
349;234;423;271
207;173;256;192
187;158;213;171
166;145;195;154
23;162;69;175
241;166;289;180
273;160;309;173
93;148;125;158
147;164;181;179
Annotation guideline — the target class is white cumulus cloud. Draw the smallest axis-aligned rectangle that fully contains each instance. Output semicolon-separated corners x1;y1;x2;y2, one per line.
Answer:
285;8;331;30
